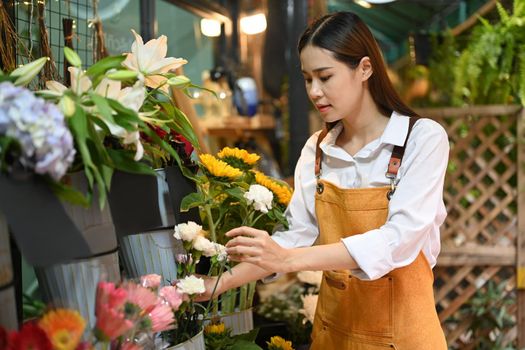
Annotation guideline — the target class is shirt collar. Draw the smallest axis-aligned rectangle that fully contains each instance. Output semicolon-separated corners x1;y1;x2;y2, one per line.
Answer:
321;111;410;150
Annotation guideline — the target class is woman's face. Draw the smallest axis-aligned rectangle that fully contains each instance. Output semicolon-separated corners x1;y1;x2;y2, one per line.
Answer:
300;45;368;123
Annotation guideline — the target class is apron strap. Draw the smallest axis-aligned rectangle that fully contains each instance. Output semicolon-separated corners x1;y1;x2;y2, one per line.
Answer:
386;116;419;179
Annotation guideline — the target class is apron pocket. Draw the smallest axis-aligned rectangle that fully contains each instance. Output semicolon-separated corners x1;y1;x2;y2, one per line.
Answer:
349;337;398;350
348;275;393;337
320;271;394;338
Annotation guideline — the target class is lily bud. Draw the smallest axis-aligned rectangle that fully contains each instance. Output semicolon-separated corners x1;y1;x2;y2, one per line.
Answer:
64;47;82;67
167;75;191;88
11;57;49;86
59;95;76;117
106;70;139;81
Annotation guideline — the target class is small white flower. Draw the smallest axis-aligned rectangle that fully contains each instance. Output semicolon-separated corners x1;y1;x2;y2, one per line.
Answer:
244;184;273;213
299;294;319;324
176;275;205;295
297;271;323;288
174;221;202;242
193;235;216;257
214;243;228;262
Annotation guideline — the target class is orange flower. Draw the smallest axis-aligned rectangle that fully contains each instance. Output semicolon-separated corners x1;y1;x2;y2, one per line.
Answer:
38;309;86;350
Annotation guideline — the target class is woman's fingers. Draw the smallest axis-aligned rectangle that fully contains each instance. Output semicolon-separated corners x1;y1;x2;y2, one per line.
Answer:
226;244;261;257
225;236;259;248
225;226;264;238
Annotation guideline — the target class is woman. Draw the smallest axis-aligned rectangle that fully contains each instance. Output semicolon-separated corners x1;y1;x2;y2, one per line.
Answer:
202;11;448;349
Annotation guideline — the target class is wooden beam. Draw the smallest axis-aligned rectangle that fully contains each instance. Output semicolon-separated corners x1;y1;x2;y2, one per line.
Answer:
415;105;521;118
450;0;498;36
438;245;515;266
517;107;525;348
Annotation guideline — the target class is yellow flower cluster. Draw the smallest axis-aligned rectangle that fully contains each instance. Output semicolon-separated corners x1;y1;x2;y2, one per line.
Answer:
254;171;293;206
199;154;243;179
204;322;226;334
217;147;260;166
39;309;86;350
267;336;295;350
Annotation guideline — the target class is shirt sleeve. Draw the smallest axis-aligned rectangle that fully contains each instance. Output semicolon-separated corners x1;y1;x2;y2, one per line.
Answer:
271;133;320;249
342;119;449;280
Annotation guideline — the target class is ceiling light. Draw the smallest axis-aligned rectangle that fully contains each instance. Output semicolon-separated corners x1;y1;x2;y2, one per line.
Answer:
240;13;267;35
200;19;221;37
354;0;372;8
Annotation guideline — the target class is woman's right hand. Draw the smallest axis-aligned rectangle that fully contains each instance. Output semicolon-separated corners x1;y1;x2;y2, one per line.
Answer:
194;275;223;302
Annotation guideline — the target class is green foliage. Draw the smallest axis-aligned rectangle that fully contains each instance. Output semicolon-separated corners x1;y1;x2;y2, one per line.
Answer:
256;284;315;346
453;1;525;106
204;326;262;350
462;280;516;349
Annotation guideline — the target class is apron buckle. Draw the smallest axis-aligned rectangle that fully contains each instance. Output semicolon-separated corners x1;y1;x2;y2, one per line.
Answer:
317;182;324;194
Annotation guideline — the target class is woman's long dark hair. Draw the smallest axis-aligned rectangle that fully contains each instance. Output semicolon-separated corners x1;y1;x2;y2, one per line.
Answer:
298;12;419;128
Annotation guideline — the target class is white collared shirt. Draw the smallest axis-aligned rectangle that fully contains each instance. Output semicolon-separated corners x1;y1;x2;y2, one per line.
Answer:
272;112;449;280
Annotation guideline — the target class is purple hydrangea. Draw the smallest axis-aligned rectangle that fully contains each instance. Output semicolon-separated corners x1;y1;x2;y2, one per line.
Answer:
0;81;76;181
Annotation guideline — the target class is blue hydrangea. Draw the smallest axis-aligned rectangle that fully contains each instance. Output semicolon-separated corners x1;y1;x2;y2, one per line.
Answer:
0;81;76;180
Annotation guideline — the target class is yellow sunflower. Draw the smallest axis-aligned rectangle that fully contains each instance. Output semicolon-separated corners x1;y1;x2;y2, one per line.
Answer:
253;171;293;206
199;154;243;179
267;336;295;350
39;309;86;350
204;322;226;335
217;147;260;166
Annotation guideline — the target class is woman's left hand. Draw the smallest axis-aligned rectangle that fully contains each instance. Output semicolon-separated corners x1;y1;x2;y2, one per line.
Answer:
225;226;291;273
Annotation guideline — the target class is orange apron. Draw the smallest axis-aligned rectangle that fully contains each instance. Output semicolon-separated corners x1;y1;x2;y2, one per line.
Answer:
310;121;447;349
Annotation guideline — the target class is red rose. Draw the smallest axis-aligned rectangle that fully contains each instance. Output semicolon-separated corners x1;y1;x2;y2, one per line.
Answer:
9;323;52;350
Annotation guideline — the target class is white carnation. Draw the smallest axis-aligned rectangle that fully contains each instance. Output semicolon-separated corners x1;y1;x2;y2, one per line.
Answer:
176;275;205;295
193;235;216;257
174;221;202;242
244;184;273;213
299;294;319;324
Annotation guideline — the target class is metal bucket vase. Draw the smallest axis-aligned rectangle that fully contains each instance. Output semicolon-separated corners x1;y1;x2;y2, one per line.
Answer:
0;212;17;330
35;172;120;331
109;165;198;282
211;282;256;335
165;330;205;350
118;229;181;284
110;168;178;281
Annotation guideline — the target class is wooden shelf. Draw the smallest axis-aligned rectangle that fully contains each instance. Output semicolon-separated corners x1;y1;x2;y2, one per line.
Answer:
201;114;275;138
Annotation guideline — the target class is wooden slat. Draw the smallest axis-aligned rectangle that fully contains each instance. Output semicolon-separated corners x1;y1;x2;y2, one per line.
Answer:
416;104;521;118
438;245;515;266
517;108;525;347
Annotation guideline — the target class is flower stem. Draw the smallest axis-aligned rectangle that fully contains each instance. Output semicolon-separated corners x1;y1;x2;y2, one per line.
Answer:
204;204;216;242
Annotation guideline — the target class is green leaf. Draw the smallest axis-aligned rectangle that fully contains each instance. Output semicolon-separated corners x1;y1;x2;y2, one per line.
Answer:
106;98;141;130
230;340;263;350
46;177;90;207
86;55;126;78
225;187;245;201
235;328;260;342
180;192;205;211
90;93;116;124
167;75;191;88
107;149;155;176
64;47;82;67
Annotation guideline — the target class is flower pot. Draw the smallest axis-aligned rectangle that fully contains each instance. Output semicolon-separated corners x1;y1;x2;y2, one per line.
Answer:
207;308;254;336
118;229;181;283
166;330;205;350
0;212;17;330
35;172;120;332
0;174;90;267
108;168;177;236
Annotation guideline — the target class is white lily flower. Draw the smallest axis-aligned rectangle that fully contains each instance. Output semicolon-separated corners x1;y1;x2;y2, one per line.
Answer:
93;79;146;161
122;29;188;91
45;67;92;96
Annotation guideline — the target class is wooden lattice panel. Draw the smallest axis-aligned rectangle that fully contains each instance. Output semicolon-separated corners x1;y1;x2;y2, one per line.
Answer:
416;105;522;349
